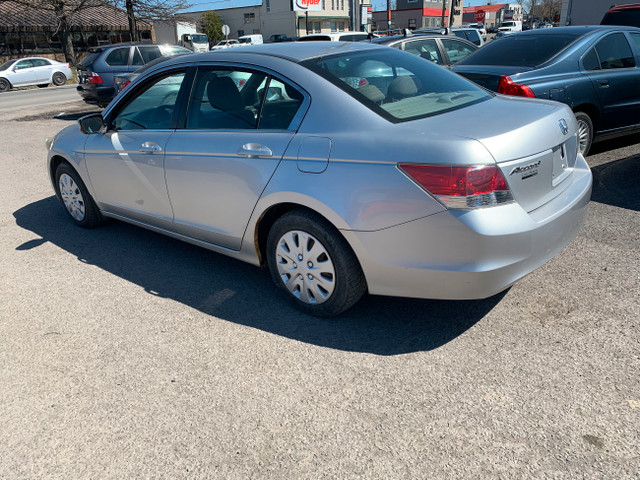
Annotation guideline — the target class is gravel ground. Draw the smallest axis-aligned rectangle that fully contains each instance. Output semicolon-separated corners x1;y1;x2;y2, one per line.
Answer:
1;101;638;479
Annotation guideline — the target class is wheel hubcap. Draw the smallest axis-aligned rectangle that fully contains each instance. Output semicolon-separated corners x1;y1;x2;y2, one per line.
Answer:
59;173;85;221
577;119;590;154
275;230;336;305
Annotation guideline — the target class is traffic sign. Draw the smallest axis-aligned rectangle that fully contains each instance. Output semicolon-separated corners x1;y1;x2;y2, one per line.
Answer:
475;10;485;21
222;24;230;37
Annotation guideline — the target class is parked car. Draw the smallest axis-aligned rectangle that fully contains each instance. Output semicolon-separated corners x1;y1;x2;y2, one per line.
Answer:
76;43;191;107
297;31;370;42
113;50;192;94
452;27;485;46
210;39;239;50
0;57;72;92
498;21;523;33
371;33;478;65
467;24;488;41
47;42;591;316
236;34;264;46
601;3;640;27
452;26;640;155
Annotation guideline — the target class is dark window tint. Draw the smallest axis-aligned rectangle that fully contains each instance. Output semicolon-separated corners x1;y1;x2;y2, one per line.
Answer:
0;60;16;70
187;68;262;130
105;47;130;66
138;46;163;64
132;48;144;66
595;33;635;69
582;48;600;71
339;34;369;41
631;33;640;53
298;35;332;41
79;51;102;68
457;34;580;67
601;10;640;27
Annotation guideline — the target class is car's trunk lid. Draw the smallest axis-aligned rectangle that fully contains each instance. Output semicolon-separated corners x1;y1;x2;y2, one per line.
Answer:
453;65;533;92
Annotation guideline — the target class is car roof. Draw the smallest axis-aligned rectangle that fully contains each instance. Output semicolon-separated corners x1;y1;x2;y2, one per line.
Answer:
175;41;384;64
373;33;476;48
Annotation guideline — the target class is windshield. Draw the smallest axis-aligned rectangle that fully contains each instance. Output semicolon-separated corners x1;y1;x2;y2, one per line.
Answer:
0;59;16;70
191;34;208;43
302;48;490;122
601;10;640;27
501;22;516;27
457;34;580;67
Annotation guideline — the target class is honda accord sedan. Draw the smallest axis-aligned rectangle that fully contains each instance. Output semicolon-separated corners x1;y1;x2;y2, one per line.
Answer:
46;43;592;316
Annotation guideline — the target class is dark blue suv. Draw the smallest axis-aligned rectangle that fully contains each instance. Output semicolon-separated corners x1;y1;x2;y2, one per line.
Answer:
452;26;640;155
76;43;191;107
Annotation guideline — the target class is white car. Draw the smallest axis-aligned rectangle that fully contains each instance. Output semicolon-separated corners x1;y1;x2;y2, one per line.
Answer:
0;57;73;92
210;39;239;51
297;31;371;42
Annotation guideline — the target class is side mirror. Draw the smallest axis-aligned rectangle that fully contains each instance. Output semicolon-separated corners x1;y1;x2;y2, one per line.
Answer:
78;112;105;134
184;35;192;42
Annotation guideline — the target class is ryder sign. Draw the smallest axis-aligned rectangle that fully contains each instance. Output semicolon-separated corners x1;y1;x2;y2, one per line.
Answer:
293;0;322;11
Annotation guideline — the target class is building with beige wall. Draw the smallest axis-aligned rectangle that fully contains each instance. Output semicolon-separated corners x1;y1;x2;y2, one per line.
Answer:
179;0;351;41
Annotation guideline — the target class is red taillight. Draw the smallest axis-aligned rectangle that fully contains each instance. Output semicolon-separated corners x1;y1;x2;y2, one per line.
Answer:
398;164;513;209
120;80;131;90
88;72;103;84
497;75;535;98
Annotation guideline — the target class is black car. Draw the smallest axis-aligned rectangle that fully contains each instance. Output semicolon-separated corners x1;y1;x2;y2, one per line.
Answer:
76;43;191;107
371;33;478;66
452;26;640;155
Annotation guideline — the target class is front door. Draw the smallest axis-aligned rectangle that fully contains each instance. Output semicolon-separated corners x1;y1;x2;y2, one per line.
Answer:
83;70;187;228
9;59;37;86
164;66;307;250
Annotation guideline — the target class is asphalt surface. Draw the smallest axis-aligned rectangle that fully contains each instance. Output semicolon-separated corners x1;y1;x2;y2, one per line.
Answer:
0;84;80;112
1;101;639;478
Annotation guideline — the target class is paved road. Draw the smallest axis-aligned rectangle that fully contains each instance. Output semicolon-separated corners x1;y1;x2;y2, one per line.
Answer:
0;104;639;478
0;84;81;112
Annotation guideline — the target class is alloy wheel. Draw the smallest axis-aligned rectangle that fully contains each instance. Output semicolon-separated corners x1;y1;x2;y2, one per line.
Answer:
577;119;591;154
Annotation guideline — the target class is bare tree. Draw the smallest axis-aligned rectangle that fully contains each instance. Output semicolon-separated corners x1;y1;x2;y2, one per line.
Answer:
108;0;192;40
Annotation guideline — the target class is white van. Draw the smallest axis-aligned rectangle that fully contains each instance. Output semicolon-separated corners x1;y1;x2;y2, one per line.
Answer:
236;34;264;46
498;21;522;33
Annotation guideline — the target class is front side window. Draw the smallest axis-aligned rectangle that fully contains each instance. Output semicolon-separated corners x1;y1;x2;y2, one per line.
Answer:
105;47;130;66
303;48;490;122
15;60;34;69
441;38;476;64
629;32;640;52
595;33;635;69
112;71;186;130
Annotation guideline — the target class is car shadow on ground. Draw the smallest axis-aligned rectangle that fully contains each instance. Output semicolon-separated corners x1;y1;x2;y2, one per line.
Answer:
13;197;506;355
590;153;640;212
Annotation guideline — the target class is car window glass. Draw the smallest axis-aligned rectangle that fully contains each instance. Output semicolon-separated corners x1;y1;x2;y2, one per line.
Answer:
32;59;51;67
582;48;600;71
403;39;443;64
442;38;476;64
306;48;490;122
131;48;144;66
139;46;163;63
452;31;468;41
258;77;304;130
186;68;264;130
105;47;130;66
15;60;34;69
113;71;185;130
631;33;640;52
594;33;635;69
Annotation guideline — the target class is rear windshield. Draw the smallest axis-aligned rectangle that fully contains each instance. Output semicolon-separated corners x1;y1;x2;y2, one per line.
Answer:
601;10;640;27
302;48;490;122
456;34;580;67
298;35;332;41
79;51;102;68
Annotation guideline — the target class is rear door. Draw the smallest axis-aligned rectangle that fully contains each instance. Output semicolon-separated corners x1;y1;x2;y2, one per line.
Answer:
31;58;52;83
583;32;640;131
164;65;308;250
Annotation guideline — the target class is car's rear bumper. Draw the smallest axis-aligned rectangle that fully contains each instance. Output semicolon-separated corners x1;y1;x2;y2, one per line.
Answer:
345;155;592;300
76;84;115;105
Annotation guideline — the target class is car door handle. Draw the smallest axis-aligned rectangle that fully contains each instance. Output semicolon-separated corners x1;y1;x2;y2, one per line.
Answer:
139;141;162;153
237;143;273;158
599;80;610;87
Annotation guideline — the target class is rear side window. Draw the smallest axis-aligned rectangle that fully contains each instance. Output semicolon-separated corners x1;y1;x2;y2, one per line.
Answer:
457;34;580;67
631;33;640;53
582;48;600;71
403;38;443;64
442;38;476;63
32;59;51;67
105;47;130;66
595;33;635;69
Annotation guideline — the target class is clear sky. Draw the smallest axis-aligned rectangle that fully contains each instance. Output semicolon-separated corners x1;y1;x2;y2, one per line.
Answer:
184;0;492;13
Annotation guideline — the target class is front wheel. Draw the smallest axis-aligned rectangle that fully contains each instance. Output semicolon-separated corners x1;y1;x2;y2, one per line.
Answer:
0;78;10;92
52;72;66;86
574;111;593;156
266;210;366;317
54;163;104;228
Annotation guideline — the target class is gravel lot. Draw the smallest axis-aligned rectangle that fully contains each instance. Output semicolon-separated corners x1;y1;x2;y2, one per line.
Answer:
1;101;639;479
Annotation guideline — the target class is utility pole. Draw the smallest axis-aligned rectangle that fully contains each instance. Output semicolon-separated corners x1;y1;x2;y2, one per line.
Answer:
440;0;447;28
387;0;391;31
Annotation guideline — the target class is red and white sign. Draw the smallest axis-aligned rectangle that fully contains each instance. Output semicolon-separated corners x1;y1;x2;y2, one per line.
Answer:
475;9;485;21
294;0;322;11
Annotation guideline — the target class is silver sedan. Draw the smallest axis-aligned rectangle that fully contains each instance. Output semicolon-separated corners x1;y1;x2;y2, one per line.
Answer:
46;43;592;316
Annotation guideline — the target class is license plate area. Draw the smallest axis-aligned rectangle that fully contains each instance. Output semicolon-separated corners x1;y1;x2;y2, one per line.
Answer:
551;143;572;187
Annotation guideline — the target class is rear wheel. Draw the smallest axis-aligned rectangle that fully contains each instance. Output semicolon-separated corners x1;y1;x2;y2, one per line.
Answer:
0;78;10;92
52;72;66;86
574;111;593;156
266;210;366;317
54;163;104;228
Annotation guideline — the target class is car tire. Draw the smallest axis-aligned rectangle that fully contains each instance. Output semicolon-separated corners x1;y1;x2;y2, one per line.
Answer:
0;78;10;92
37;83;49;88
54;163;104;228
574;111;593;156
266;209;367;317
52;72;67;86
